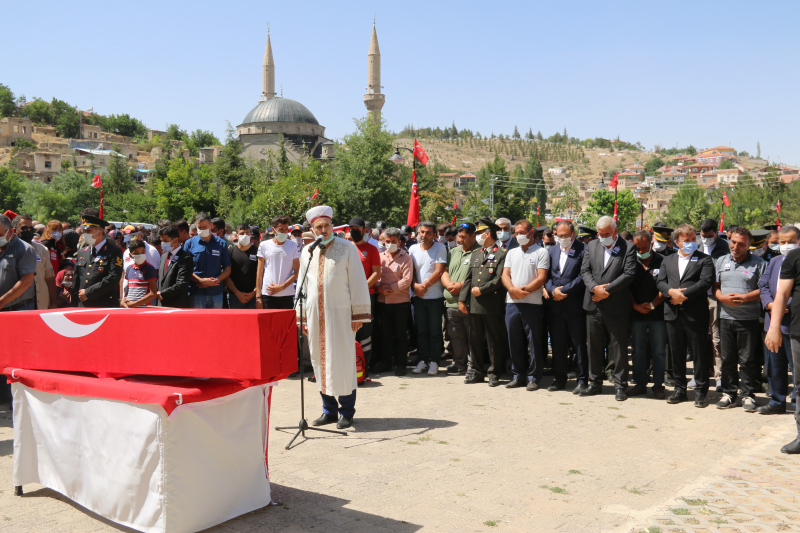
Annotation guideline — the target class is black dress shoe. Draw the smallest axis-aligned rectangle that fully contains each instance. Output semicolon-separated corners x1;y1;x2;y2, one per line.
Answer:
312;413;338;426
548;381;567;392
667;391;688;404
579;385;602;397
395;365;407;376
572;384;587;395
526;381;539;391
336;416;352;429
664;377;676;388
757;404;786;415
615;389;627;401
488;377;501;387
505;378;524;389
781;438;800;454
464;372;485;384
694;393;708;408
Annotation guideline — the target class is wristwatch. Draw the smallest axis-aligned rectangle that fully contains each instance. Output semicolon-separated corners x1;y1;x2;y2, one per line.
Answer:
649;302;655;310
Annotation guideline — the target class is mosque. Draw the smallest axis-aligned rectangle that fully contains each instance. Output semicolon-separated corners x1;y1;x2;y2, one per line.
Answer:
237;23;384;163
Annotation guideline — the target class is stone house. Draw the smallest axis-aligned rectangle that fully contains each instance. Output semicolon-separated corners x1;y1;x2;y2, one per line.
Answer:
0;117;34;147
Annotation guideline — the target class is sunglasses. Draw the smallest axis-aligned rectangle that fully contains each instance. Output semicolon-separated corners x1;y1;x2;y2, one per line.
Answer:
18;226;34;232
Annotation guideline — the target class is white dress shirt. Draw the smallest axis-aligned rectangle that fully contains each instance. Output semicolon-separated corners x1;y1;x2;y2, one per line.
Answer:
603;245;613;268
678;252;692;278
558;245;570;272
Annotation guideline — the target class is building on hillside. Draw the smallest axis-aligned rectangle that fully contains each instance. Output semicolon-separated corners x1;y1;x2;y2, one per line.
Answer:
0;117;34;147
147;130;167;142
199;146;224;164
716;168;744;186
623;163;646;174
70;140;137;161
440;173;459;188
458;172;478;188
686;163;715;175
11;151;62;182
697;170;718;187
695;151;737;166
674;154;696;165
71;147;125;173
548;167;568;177
701;146;736;156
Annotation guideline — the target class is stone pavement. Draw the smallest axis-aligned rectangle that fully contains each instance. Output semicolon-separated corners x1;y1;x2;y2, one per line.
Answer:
0;371;797;532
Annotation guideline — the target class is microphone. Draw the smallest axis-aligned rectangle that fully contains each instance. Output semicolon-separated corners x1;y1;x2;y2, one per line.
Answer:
307;235;324;252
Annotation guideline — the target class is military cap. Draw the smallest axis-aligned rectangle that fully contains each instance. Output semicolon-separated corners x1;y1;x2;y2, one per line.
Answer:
750;229;770;249
81;213;106;229
577;226;597;238
763;224;780;231
652;224;674;243
475;217;500;233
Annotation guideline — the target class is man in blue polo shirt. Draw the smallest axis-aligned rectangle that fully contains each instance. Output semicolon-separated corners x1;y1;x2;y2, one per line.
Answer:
184;212;231;309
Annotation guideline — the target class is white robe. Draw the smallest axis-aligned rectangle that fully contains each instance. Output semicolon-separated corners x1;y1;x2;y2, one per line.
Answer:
295;237;371;397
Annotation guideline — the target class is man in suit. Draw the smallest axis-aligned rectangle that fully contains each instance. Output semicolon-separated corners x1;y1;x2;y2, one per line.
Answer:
546;221;588;394
700;218;730;390
157;225;193;308
459;217;508;387
656;224;715;407
73;209;124;308
579;216;637;400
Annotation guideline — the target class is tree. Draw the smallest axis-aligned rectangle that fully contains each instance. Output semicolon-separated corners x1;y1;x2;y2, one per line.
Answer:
21;98;52;124
107;113;147;138
584;188;640;230
152;158;204;221
0;167;25;213
536;130;543;141
551;182;581;219
512;125;521;140
104;154;136;196
0;84;14;118
50;98;80;138
524;157;546;216
663;178;711;227
718;158;735;170
21;170;99;224
757;141;761;159
645;156;665;174
165;123;188;142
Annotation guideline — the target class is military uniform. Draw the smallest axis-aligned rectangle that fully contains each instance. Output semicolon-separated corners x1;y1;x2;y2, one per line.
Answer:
460;241;508;382
73;239;124;307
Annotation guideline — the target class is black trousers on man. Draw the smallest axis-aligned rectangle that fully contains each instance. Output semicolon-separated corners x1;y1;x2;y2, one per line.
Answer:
720;318;762;400
468;313;508;380
379;302;410;368
586;310;629;389
666;312;711;394
549;309;588;385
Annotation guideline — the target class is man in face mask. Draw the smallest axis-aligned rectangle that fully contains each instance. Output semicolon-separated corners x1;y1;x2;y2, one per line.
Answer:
541;228;556;249
349;217;381;375
256;215;300;310
72;209;124;308
157;225;192;308
441;223;478;376
13;214;56;310
580;216;637;401
652;224;675;257
758;225;799;415
184;212;232;309
495;217;519;251
751;229;778;262
0;214;36;312
224;225;259;309
376;228;414;375
699;217;730;390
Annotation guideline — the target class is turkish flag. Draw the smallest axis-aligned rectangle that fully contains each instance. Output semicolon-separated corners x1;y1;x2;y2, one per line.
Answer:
407;169;420;228
450;200;458;225
91;173;102;189
722;192;730;207
609;172;619;189
413;138;429;166
310;188;319;200
777;199;782;213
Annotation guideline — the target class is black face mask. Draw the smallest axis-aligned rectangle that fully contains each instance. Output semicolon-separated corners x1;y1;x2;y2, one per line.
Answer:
19;230;34;243
350;229;363;242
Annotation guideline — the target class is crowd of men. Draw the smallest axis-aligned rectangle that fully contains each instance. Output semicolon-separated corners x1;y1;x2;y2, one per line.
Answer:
0;206;798;453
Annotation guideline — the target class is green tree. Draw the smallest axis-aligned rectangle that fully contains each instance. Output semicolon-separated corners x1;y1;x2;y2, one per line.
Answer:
584;188;640;230
104;155;136;196
165;124;188;142
645;156;665;174
551;182;581;219
512;125;521;139
524;157;546;216
21;170;99;224
21;98;52;124
50;98;80;138
718;159;735;170
107;113;147;138
152;158;204;221
0;167;25;213
0;84;14;118
756;141;761;159
663;178;710;227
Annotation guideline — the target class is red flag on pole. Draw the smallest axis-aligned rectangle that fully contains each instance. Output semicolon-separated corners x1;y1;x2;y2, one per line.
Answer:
722;192;730;207
720;211;725;233
450;200;458;225
536;205;540;216
413;138;429;166
310;188;319;200
407;170;420;228
609;172;619;189
777;199;782;229
91;173;103;218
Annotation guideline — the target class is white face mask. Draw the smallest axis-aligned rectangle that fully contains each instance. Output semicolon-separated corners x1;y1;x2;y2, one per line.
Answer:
199;228;211;239
780;244;798;255
598;235;615;247
558;236;574;249
294;236;303;245
752;247;766;257
51;231;62;241
238;235;251;247
133;254;146;265
275;232;289;243
497;231;510;242
476;232;489;247
653;240;666;252
447;240;457;249
83;232;96;246
516;234;531;246
701;236;716;248
387;243;399;253
62;280;73;288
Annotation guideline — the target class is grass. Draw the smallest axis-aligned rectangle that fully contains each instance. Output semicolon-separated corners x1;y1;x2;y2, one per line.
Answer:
616;414;627;419
607;406;620;410
645;527;662;533
451;458;460;462
627;425;637;429
568;470;582;475
418;436;431;442
484;520;498;527
681;497;708;506
685;417;693;420
437;441;448;445
540;484;568;494
559;402;572;405
407;441;419;445
627;487;644;495
671;508;690;516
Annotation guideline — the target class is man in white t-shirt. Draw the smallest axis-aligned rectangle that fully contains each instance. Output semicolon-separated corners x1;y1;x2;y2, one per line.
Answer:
501;219;550;391
121;226;160;296
255;215;301;309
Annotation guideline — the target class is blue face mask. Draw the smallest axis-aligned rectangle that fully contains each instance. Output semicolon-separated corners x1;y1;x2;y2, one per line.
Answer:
681;241;698;255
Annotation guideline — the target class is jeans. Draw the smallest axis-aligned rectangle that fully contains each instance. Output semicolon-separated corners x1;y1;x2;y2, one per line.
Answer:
505;303;545;383
631;319;667;389
228;294;256;309
412;297;445;364
380;302;410;368
321;389;356;419
191;293;223;309
765;332;795;407
719;318;762;400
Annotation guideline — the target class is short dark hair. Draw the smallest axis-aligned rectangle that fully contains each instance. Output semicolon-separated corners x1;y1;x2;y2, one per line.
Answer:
730;227;752;242
780;226;800;239
158;219;171;228
437;223;450;232
633;230;651;242
418;221;436;232
236;223;250;232
445;227;458;238
12;214;34;229
159;225;179;239
620;230;634;241
271;215;291;227
555;220;575;233
128;238;146;253
514;219;533;232
211;217;225;231
457;223;476;235
174;218;190;233
81;208;99;218
699;219;718;233
195;212;211;224
543;228;554;238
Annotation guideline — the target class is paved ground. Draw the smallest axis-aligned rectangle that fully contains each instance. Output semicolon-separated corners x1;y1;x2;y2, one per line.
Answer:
0;370;798;532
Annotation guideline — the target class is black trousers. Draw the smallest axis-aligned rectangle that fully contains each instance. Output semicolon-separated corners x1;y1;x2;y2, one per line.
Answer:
261;294;295;310
720;318;762;400
666;311;711;394
468;313;508;379
380;302;410;368
586;309;629;388
549;309;588;385
355;293;378;370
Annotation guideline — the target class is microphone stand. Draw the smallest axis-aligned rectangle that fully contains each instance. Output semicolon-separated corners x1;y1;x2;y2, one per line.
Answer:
276;240;347;450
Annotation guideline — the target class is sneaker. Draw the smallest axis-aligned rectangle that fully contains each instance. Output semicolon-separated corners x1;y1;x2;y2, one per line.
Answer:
427;362;439;376
412;361;429;374
715;378;723;392
446;366;466;376
742;397;756;413
687;378;697;389
716;394;736;409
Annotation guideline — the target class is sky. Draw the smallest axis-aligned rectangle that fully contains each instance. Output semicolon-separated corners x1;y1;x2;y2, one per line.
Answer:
3;1;799;164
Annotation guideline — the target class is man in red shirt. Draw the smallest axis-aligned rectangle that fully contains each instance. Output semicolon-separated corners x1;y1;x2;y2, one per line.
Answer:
350;217;381;375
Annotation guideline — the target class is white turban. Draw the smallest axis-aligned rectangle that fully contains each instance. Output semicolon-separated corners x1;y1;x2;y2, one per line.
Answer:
306;205;333;224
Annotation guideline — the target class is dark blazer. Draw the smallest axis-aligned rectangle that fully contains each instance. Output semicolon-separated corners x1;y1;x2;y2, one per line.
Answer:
706;237;730;261
656;250;714;322
73;239;124;307
759;254;791;334
545;239;586;314
459;243;507;315
580;235;636;314
158;247;193;308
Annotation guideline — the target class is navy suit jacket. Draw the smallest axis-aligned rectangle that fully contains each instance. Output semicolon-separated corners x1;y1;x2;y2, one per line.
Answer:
545;240;586;314
759;254;791;334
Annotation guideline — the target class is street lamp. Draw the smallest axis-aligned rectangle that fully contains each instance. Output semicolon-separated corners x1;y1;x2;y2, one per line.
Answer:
640;203;646;229
389;147;415;172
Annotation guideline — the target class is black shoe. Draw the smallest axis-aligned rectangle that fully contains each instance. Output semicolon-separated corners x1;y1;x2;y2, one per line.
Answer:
395;365;407;376
579;384;602;397
312;413;338;426
694;393;708;408
371;362;389;374
488;377;501;387
757;404;786;415
548;381;567;392
446;366;467;376
572;384;587;395
505;378;524;389
464;371;485;384
336;416;352;429
781;438;800;454
667;391;688;404
615;389;627;402
664;377;676;388
526;381;539;391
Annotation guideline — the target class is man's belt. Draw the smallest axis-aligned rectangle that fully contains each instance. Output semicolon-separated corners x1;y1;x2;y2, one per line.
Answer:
2;299;33;312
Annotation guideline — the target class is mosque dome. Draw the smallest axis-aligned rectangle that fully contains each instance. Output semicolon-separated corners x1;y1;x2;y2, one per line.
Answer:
241;97;319;126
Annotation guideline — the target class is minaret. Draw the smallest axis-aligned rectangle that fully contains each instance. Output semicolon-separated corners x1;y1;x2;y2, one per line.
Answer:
363;18;385;121
261;27;275;101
